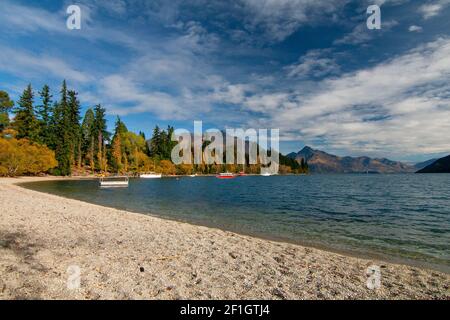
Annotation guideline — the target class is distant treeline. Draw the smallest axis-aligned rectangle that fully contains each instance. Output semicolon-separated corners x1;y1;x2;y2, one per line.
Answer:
0;81;308;176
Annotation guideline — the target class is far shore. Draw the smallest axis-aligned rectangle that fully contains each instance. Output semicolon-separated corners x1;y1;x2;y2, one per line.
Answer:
0;176;449;299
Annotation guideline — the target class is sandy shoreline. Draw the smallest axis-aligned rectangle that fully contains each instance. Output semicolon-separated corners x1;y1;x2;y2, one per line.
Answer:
0;177;448;299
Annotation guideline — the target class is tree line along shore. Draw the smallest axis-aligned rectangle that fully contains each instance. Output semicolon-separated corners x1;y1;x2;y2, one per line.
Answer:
0;81;308;177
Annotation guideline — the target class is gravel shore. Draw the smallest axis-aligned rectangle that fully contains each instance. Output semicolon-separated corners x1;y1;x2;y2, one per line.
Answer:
0;177;448;300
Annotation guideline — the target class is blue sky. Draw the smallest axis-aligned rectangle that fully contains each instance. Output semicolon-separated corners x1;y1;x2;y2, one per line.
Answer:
1;0;450;162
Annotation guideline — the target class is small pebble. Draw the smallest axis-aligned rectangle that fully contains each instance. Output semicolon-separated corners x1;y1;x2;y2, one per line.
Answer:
229;252;238;259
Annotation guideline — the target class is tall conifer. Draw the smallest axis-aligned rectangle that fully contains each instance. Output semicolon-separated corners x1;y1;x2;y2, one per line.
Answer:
14;84;39;141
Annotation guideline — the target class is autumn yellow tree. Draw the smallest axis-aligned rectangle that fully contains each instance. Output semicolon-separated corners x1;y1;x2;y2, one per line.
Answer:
97;137;103;173
123;153;128;172
177;164;194;175
102;145;108;172
0;134;58;177
158;160;177;175
88;136;95;173
111;135;122;173
131;149;152;173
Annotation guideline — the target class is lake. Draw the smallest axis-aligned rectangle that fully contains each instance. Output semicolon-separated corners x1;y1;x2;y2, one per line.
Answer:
21;174;450;273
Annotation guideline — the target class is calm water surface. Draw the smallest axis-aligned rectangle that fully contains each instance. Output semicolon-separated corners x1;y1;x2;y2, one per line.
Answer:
21;174;450;272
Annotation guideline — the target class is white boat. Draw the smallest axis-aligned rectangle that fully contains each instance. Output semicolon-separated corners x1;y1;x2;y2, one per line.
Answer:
140;173;162;179
260;172;272;177
216;172;236;179
188;174;197;177
99;176;129;188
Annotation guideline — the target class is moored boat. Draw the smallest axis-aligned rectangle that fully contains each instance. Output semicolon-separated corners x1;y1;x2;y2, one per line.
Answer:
216;172;236;179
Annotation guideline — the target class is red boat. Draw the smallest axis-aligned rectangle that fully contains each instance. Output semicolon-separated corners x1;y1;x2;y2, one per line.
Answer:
216;172;237;179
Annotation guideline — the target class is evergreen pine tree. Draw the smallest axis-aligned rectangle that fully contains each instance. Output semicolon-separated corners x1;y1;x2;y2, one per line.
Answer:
115;116;128;136
53;80;72;175
37;85;53;146
150;126;161;158
14;84;39;141
81;108;95;166
0;90;14;132
67;90;81;167
93;104;109;170
165;125;176;159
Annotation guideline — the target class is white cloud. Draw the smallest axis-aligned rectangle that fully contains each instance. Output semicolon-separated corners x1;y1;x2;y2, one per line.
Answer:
285;49;340;78
419;0;450;19
0;46;92;84
124;0;351;44
0;1;63;33
334;20;398;45
240;0;349;42
99;75;182;118
244;93;294;113
0;0;143;51
408;25;423;32
210;83;253;105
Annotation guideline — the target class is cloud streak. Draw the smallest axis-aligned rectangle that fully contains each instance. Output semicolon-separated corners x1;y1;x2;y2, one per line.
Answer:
419;0;450;19
0;46;93;84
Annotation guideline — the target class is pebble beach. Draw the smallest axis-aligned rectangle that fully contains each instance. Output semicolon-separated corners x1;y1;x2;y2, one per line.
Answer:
0;177;448;300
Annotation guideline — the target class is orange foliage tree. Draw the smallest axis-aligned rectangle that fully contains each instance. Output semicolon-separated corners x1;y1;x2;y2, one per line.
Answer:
0;134;58;176
158;160;177;175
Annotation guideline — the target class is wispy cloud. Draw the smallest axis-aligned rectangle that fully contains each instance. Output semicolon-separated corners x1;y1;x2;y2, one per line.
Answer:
238;0;349;42
90;0;352;44
334;20;399;45
0;0;64;33
408;25;423;32
0;46;93;84
419;0;450;19
284;49;340;79
98;75;182;118
0;0;143;51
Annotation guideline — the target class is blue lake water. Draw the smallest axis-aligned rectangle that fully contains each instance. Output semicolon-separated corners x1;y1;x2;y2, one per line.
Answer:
21;174;450;273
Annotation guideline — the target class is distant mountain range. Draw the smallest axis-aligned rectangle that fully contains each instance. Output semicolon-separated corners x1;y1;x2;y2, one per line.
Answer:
287;146;425;174
417;155;450;173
